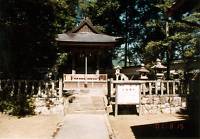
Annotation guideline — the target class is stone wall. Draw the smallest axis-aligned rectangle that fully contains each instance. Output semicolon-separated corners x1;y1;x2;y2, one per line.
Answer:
34;97;64;115
140;95;186;115
33;95;187;115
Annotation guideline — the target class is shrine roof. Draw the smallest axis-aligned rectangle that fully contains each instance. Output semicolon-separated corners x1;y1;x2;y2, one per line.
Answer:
56;32;120;43
70;17;99;33
56;17;121;44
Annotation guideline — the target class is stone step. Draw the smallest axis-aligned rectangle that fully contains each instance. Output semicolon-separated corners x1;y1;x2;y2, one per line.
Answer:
72;89;107;96
66;94;107;114
68;104;105;111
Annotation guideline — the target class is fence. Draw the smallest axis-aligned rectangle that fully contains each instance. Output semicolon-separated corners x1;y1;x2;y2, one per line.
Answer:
109;79;187;116
0;80;60;98
0;79;186;99
109;79;186;97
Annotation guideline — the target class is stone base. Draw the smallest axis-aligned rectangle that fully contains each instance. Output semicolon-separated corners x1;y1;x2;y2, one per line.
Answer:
34;97;64;115
140;96;187;115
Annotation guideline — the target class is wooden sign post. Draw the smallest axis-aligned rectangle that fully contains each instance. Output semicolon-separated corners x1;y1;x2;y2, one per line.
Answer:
115;83;141;116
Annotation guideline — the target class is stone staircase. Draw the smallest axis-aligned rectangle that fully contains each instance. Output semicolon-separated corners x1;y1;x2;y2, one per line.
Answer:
55;90;116;139
65;90;107;114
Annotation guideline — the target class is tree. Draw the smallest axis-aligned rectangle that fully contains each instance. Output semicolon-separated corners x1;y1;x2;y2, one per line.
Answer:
144;0;199;79
0;0;78;79
79;0;162;67
0;0;79;116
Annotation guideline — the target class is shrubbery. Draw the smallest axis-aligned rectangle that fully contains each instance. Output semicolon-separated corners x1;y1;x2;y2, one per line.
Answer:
0;80;35;116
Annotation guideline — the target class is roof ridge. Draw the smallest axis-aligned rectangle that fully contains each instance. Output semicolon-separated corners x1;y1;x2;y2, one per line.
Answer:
70;17;100;34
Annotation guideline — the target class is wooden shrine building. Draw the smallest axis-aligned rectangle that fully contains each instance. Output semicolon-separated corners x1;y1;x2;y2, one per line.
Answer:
56;18;121;91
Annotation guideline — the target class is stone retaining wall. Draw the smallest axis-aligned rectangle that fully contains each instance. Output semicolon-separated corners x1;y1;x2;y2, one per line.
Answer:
34;97;64;115
140;95;187;115
33;95;187;115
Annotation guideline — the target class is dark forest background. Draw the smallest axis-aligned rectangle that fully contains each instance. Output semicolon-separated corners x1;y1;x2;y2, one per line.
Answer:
0;0;199;80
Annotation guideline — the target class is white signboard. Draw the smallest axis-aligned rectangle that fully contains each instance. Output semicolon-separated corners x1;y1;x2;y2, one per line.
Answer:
116;84;140;104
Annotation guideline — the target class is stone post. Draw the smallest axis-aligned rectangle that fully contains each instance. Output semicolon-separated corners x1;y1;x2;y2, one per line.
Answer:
59;78;63;98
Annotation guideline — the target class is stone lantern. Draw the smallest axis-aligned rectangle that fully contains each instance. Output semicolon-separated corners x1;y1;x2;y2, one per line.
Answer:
151;59;167;80
136;64;149;80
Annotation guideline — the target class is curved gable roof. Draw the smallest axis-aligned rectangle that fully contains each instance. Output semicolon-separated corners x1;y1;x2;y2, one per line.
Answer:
56;18;122;44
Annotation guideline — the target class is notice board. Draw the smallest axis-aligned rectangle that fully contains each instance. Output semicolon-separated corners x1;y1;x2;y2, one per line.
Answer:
116;84;140;105
115;83;141;116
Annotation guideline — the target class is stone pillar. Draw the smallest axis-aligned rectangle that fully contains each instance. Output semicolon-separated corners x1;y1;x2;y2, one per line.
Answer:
58;78;63;98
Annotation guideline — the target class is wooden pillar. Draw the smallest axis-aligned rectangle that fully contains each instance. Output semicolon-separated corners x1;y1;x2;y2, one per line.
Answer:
0;80;2;91
173;81;176;95
72;52;76;74
31;81;35;95
149;82;152;95
167;81;169;95
110;78;113;97
115;84;118;116
161;81;164;95
96;51;100;75
155;81;158;95
85;55;88;75
85;53;88;87
38;81;42;97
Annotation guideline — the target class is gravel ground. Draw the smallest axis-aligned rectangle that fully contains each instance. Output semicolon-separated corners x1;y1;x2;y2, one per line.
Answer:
0;113;64;139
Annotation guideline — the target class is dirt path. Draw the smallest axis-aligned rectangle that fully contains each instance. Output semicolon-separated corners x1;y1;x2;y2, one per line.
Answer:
109;114;189;139
55;114;111;139
0;113;64;139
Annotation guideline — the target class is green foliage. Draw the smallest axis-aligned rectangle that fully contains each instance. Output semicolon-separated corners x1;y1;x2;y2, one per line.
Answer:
80;0;169;66
144;0;199;64
55;0;199;68
145;16;199;62
0;0;77;79
54;52;70;76
0;81;35;116
145;41;163;60
0;0;199;76
52;0;77;32
56;53;68;67
84;0;121;35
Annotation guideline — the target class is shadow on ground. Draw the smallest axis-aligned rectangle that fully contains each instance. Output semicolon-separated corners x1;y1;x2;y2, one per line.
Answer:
111;105;138;115
131;120;199;139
